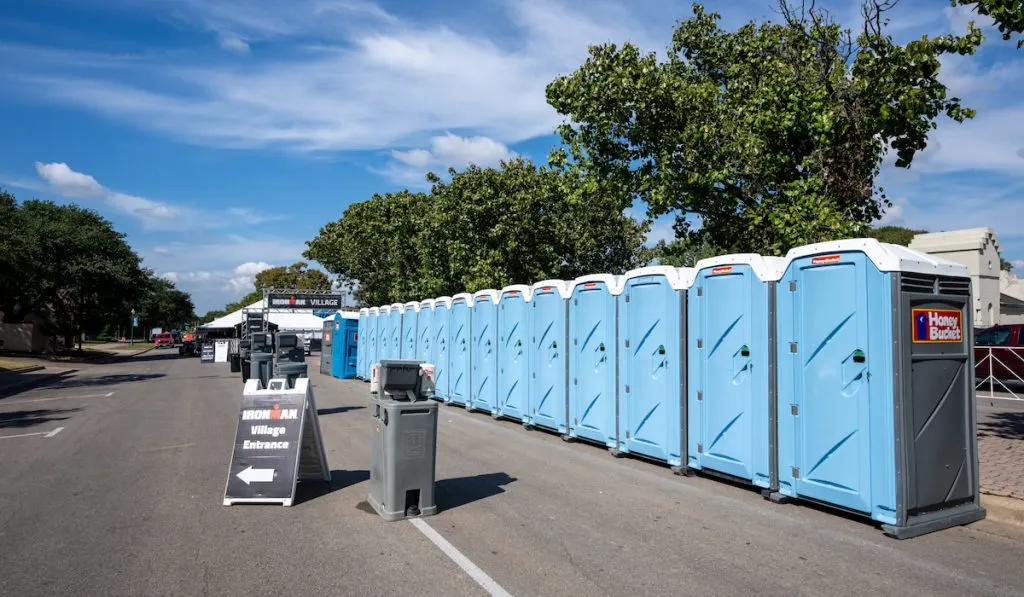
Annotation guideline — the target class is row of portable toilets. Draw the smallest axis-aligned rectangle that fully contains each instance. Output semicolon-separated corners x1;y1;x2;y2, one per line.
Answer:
351;239;986;538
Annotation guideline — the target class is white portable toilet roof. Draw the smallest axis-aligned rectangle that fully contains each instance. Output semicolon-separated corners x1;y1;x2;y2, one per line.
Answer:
568;274;625;296
419;298;436;309
785;238;969;278
499;284;533;302
368;307;379;315
452;292;475;306
622;265;695;290
435;296;453;308
473;289;500;303
338;311;359;320
531;279;571;299
359;307;369;314
390;302;406;313
380;305;391;314
403;300;420;312
694;254;787;283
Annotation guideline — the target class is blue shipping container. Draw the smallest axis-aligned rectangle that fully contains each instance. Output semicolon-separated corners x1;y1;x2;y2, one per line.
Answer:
448;293;473;405
357;308;368;379
403;301;419;359
471;290;500;414
332;313;359;379
497;285;531;422
687;255;786;487
617;266;693;467
568;274;623;448
529;280;570;433
417;299;435;363
433;297;452;401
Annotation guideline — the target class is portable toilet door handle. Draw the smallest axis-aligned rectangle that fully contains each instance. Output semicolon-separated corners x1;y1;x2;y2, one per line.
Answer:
651;344;667;377
549;340;559;364
594;342;607;371
841;348;868;397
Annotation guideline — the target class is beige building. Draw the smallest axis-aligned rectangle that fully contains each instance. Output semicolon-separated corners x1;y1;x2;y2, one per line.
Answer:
908;227;1010;328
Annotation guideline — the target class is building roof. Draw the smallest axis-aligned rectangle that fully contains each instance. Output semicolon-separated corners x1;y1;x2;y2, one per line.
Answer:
909;227;1000;254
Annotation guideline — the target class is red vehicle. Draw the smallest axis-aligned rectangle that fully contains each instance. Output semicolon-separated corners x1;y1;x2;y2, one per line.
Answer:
153;332;174;349
974;324;1024;384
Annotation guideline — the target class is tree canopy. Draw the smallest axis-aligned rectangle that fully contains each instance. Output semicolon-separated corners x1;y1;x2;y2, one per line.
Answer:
304;158;650;306
953;0;1024;47
0;190;194;349
544;1;983;255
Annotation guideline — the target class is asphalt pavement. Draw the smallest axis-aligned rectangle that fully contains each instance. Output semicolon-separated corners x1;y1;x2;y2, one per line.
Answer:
2;352;1024;597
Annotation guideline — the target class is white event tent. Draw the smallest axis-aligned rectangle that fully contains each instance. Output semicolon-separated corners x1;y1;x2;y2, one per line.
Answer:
200;299;329;333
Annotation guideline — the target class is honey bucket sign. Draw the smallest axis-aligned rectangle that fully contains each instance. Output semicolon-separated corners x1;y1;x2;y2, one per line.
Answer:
912;308;963;343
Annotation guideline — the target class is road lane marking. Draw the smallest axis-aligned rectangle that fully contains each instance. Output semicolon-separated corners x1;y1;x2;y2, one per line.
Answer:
44;426;65;438
409;517;513;597
0;431;46;440
140;442;195;453
2;391;114;405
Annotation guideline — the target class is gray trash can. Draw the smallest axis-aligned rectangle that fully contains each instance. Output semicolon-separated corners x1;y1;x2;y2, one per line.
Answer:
277;362;308;389
368;360;438;521
250;352;274;389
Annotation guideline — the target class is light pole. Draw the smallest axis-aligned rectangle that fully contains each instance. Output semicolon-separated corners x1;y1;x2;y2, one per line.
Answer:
130;308;136;346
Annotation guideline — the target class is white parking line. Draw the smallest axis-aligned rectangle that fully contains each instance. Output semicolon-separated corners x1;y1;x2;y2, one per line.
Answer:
409;517;513;597
0;431;47;440
45;426;65;438
2;391;114;405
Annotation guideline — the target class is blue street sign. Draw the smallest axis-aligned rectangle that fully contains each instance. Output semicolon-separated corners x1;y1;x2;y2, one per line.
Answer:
132;316;139;327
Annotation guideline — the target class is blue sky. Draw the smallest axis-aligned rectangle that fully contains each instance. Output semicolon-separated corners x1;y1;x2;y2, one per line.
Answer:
1;0;1022;313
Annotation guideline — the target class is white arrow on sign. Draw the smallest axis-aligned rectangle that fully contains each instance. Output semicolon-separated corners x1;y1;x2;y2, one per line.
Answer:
236;466;275;485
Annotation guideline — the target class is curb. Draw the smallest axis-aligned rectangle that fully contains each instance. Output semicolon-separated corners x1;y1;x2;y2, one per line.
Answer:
0;364;45;376
981;494;1024;527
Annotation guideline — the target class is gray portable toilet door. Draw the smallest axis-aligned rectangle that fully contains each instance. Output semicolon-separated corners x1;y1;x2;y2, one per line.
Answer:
321;320;335;375
792;252;873;514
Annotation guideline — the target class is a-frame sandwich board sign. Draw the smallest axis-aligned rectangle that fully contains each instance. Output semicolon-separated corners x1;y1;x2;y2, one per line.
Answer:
223;376;330;506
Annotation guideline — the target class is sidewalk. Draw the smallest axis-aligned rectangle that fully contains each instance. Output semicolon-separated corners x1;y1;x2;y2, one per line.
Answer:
977;397;1024;525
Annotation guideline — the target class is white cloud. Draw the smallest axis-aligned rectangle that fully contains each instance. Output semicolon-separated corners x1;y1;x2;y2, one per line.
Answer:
34;162;104;197
219;35;251;53
384;133;517;184
233;261;274;276
1;0;667;154
877;197;908;226
943;4;997;34
908;106;1024;175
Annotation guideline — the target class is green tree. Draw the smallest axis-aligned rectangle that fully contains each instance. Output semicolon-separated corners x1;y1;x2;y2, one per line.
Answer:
865;225;928;246
253;261;332;292
651;235;725;267
953;0;1024;47
2;198;149;349
544;2;982;255
135;275;195;332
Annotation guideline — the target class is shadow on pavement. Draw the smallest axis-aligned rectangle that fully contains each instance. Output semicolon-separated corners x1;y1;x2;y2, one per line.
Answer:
31;372;166;392
0;407;81;429
123;352;191;363
0;370;78;399
978;411;1024;441
317;405;366;416
296;469;371;504
435;472;517;511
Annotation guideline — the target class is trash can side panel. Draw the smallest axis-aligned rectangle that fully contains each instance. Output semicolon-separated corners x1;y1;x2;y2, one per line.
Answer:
569;284;617;446
791;253;876;515
450;302;471;404
433;305;450;400
694;267;754;481
898;277;975;516
498;296;530;421
471;299;498;412
531;291;568;432
617;276;682;465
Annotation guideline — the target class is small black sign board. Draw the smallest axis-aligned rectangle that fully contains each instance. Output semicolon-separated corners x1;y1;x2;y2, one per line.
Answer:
267;293;343;310
245;312;264;335
223;379;330;506
200;342;215;363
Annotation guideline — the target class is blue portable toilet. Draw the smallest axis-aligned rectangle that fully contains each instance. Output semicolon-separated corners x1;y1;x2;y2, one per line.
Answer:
775;239;984;538
357;307;368;379
687;255;786;488
568;274;624;448
470;289;500;414
616;266;694;469
387;303;404;360
529;280;571;433
433;297;452;401
365;307;380;379
417;299;435;363
403;301;419;359
448;293;474;406
332;312;359;379
497;285;532;422
378;305;391;362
